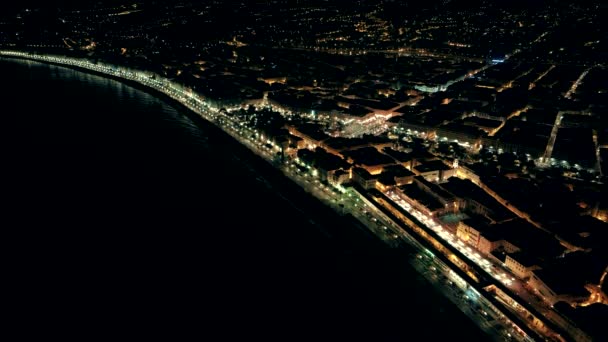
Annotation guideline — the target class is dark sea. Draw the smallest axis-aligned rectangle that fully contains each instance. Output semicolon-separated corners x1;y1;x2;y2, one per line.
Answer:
1;58;489;341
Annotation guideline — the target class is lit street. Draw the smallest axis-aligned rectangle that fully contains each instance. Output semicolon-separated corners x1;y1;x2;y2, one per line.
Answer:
0;50;590;342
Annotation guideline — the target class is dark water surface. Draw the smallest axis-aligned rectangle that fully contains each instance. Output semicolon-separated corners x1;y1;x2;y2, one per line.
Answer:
2;58;489;341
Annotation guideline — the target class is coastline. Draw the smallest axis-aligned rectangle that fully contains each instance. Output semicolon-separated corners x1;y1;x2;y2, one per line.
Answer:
0;53;496;341
1;54;384;244
0;53;390;245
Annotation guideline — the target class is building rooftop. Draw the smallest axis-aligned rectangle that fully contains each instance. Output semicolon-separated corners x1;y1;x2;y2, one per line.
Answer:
414;159;452;173
333;169;349;178
492;119;551;154
491;249;508;263
414;176;456;202
324;135;390;151
461;216;502;241
554;303;608;342
533;269;590;298
378;173;397;187
549;216;608;253
343;147;395;167
383;164;414;178
401;183;444;211
353;167;376;181
497;219;565;260
507;252;538;268
461;116;503;130
382;147;414;164
442;177;515;223
552;127;597;168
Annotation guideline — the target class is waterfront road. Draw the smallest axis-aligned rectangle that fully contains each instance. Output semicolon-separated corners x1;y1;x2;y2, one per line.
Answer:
1;51;540;342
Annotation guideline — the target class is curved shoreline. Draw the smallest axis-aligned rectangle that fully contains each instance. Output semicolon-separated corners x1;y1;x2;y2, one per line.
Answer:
1;54;200;124
0;51;388;248
0;51;534;342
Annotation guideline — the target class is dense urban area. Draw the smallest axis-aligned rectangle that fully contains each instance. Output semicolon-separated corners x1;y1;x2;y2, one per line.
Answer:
1;1;606;341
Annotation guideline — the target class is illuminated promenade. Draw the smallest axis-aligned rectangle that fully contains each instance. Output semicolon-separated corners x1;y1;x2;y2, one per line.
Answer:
0;50;543;342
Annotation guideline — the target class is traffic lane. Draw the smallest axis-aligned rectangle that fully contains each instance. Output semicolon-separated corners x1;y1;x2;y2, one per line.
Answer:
411;253;529;342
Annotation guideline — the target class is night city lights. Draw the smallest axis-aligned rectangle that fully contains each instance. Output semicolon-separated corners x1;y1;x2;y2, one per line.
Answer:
1;1;606;341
